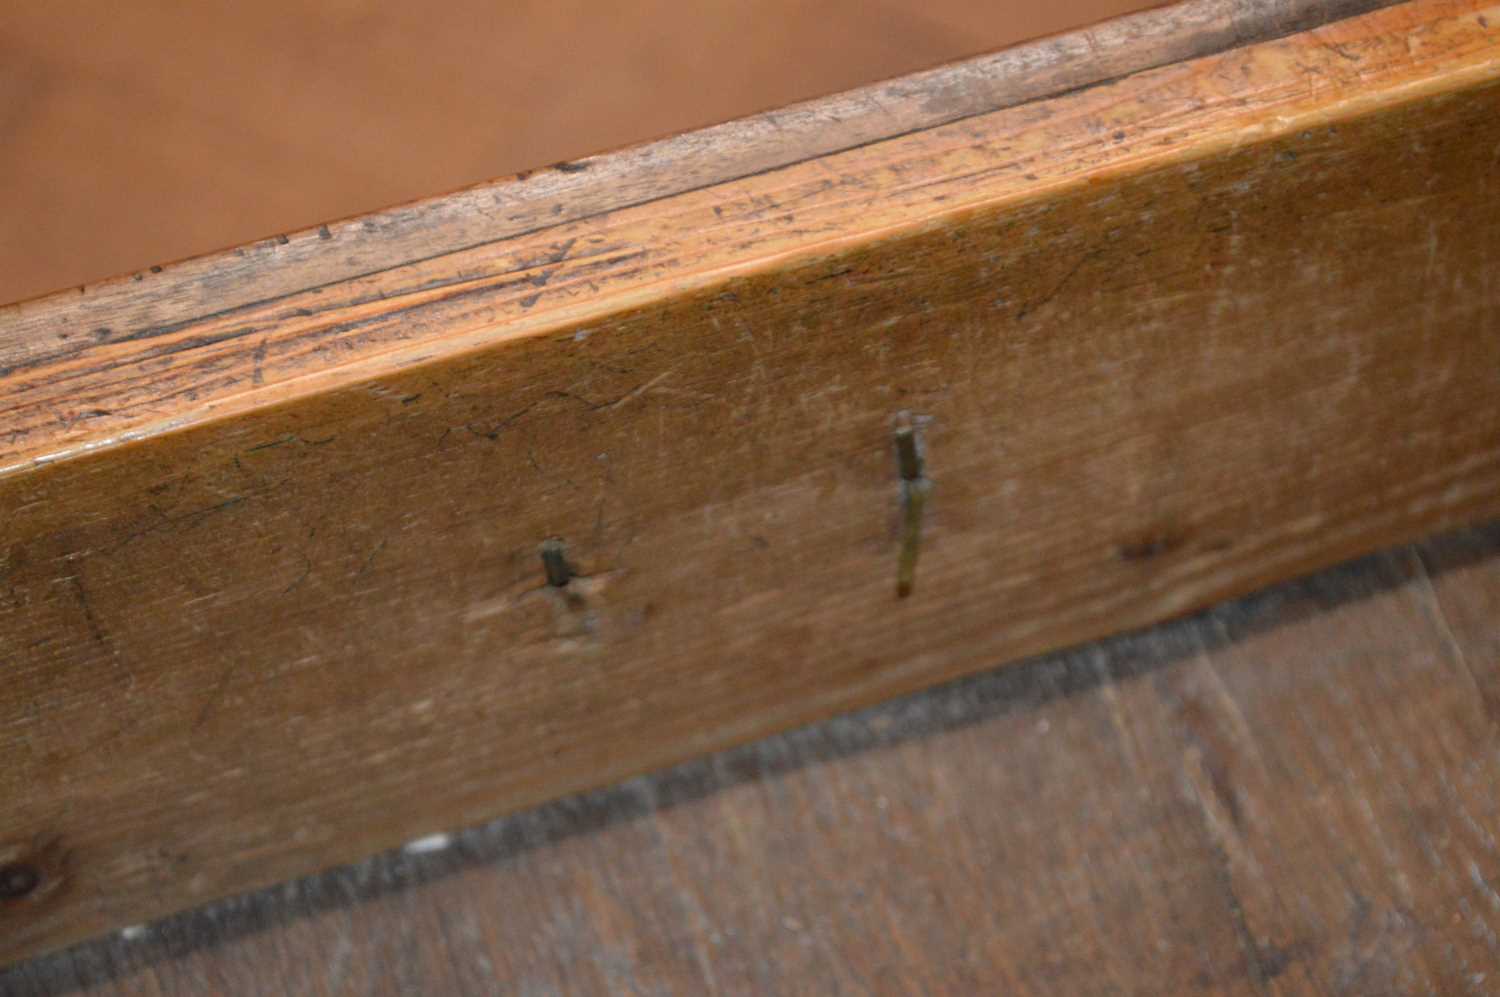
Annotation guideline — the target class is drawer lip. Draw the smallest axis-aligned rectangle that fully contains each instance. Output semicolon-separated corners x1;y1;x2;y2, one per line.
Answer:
0;0;1398;474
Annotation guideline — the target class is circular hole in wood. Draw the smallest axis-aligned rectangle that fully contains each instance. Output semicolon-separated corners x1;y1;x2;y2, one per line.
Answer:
0;863;40;900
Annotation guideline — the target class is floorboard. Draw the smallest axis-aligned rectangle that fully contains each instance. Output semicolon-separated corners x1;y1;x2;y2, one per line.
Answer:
6;522;1499;994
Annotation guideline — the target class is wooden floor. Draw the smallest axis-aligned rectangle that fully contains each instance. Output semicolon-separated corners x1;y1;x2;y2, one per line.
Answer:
6;1;1500;993
6;523;1499;994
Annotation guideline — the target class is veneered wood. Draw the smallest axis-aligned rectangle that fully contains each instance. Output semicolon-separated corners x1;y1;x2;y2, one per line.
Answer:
2;0;1499;966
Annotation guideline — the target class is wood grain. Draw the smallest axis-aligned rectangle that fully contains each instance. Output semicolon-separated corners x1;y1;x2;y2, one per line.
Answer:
0;0;1163;308
4;523;1499;994
0;0;1391;386
2;0;1499;966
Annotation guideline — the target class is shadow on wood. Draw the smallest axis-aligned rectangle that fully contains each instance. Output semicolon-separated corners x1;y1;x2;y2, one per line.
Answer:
6;519;1497;995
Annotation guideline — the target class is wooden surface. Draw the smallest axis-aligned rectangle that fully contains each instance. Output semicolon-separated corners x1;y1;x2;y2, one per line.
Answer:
0;0;1162;309
0;0;1387;398
3;0;1499;965
3;521;1498;994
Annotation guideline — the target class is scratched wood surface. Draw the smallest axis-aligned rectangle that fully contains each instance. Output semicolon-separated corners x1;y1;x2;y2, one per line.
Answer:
2;0;1500;965
0;0;1162;309
0;0;1384;386
4;521;1498;994
3;0;1499;966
